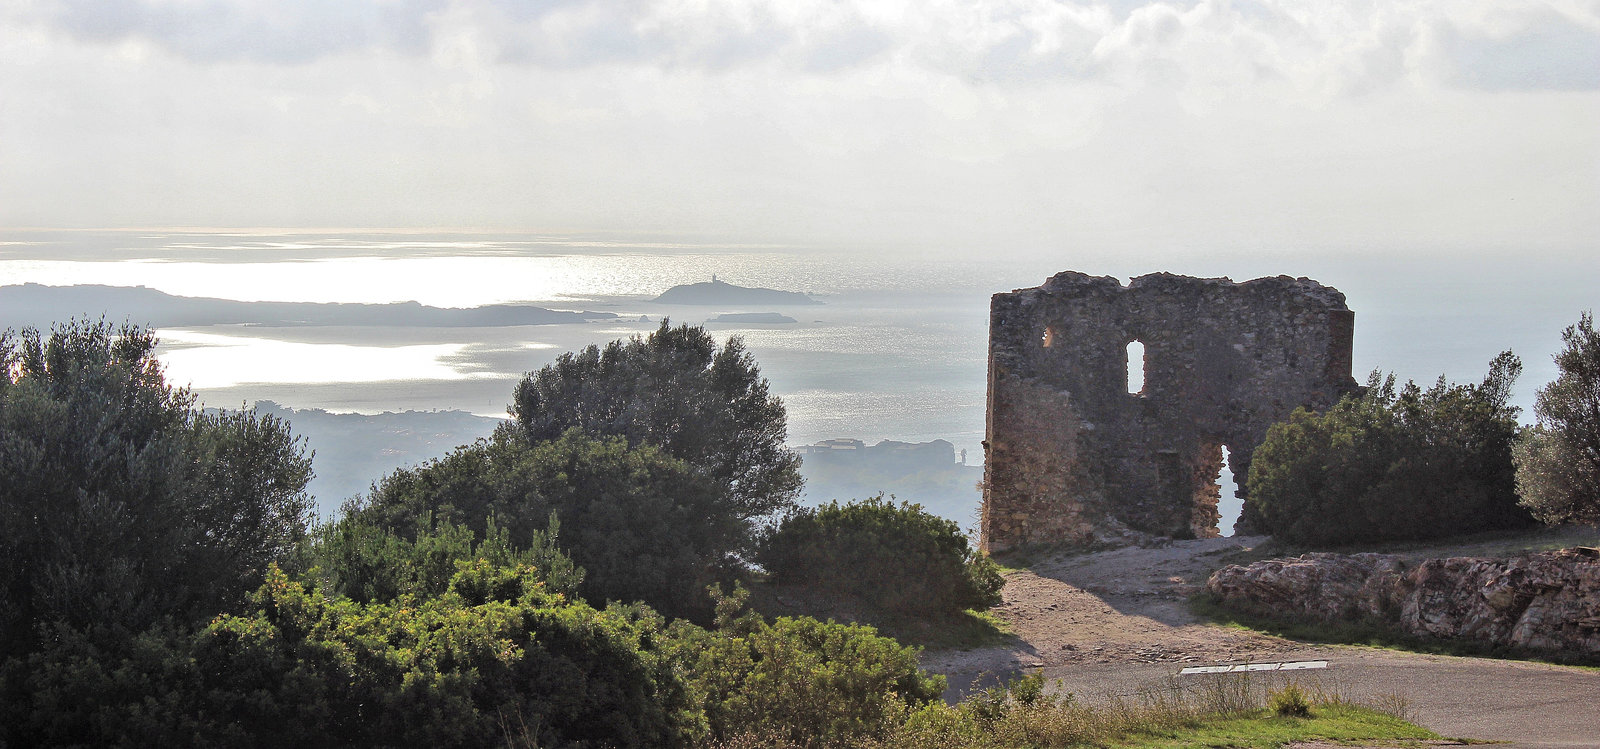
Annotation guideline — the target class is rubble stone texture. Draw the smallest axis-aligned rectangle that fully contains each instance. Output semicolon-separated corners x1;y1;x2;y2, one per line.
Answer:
1206;549;1600;655
981;272;1357;551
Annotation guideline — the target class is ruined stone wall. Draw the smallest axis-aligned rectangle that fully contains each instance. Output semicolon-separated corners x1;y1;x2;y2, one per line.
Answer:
981;272;1357;551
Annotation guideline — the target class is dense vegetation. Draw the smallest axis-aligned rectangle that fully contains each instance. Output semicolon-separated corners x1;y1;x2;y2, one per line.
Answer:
342;431;735;619
0;320;312;658
1;317;1447;747
0;320;970;748
1515;312;1600;525
756;497;1004;622
1246;352;1533;545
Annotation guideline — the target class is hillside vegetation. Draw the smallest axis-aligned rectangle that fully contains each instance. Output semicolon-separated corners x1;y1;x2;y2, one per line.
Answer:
1;319;1440;747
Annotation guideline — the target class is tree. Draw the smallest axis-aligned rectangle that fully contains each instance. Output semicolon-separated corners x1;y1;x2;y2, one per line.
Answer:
346;430;739;618
0;320;313;657
1516;312;1600;524
507;321;801;528
1247;352;1532;545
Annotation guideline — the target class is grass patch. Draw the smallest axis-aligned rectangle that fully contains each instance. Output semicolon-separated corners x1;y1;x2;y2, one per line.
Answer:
852;672;1450;749
1123;703;1444;748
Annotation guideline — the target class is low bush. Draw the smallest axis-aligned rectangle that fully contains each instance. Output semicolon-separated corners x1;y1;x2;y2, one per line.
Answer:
754;496;1004;621
2;562;694;748
671;584;946;749
1269;682;1312;717
305;514;585;603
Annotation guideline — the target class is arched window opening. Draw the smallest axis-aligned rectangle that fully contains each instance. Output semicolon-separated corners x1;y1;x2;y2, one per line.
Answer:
1126;340;1145;394
1218;445;1243;537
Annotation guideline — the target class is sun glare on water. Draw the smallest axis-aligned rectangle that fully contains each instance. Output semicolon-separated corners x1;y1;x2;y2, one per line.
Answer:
156;329;497;389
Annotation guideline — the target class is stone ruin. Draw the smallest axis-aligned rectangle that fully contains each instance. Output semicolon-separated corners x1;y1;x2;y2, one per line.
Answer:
980;272;1358;551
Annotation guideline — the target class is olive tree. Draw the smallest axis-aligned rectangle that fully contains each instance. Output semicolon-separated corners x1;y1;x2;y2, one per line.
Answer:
1516;312;1600;524
507;320;802;530
0;320;312;656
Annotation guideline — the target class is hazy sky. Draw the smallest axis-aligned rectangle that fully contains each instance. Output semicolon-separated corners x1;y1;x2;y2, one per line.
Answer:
2;0;1596;255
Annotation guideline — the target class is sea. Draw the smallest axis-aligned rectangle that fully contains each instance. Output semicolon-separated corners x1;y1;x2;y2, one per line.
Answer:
3;229;1595;532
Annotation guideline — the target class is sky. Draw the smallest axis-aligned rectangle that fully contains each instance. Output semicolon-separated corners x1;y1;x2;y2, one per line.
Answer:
1;0;1597;257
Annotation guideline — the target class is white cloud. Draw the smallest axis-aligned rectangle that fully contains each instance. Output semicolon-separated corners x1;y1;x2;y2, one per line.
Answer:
0;0;1595;256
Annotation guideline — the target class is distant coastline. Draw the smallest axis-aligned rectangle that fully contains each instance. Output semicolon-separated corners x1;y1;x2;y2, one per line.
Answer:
0;283;617;330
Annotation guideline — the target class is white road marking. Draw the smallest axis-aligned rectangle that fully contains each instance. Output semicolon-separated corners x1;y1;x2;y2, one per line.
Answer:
1179;660;1329;675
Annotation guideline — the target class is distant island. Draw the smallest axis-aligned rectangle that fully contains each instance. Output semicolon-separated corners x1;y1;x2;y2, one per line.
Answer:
653;278;821;306
706;312;798;324
0;283;617;330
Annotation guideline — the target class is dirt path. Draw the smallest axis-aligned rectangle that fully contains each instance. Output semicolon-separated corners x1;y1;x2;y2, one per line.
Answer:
923;535;1293;682
921;534;1600;747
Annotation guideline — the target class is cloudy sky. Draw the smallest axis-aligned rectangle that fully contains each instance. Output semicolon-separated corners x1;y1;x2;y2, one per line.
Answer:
2;0;1596;255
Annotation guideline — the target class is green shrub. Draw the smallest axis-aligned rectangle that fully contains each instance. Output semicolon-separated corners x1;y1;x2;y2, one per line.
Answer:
671;584;945;748
306;514;585;604
1269;682;1313;717
755;496;1004;620
2;562;695;748
1247;354;1533;545
346;430;736;619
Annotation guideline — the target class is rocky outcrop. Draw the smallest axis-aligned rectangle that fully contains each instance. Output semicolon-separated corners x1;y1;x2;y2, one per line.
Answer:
1206;548;1600;655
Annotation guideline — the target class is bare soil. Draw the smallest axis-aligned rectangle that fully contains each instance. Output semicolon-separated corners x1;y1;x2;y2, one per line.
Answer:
922;535;1296;679
922;525;1600;683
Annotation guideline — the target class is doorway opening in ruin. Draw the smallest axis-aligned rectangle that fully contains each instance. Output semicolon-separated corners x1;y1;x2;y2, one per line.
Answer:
1217;445;1243;536
1126;340;1145;394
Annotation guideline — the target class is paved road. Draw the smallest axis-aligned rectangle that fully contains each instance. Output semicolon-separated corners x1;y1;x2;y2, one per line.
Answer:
946;645;1600;747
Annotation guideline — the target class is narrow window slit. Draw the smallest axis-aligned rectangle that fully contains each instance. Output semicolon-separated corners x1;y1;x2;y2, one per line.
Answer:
1126;340;1145;394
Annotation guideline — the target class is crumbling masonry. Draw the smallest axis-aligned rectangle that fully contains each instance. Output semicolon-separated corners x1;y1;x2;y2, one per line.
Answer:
981;272;1358;551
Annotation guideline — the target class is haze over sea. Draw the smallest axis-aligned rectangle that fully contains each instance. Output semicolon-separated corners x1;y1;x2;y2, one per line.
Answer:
4;229;1596;527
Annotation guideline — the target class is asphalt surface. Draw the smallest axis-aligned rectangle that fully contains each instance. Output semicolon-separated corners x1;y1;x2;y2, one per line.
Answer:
946;645;1600;747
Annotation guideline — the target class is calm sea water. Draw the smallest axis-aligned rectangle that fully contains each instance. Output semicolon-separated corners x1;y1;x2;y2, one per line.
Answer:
4;229;1594;532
